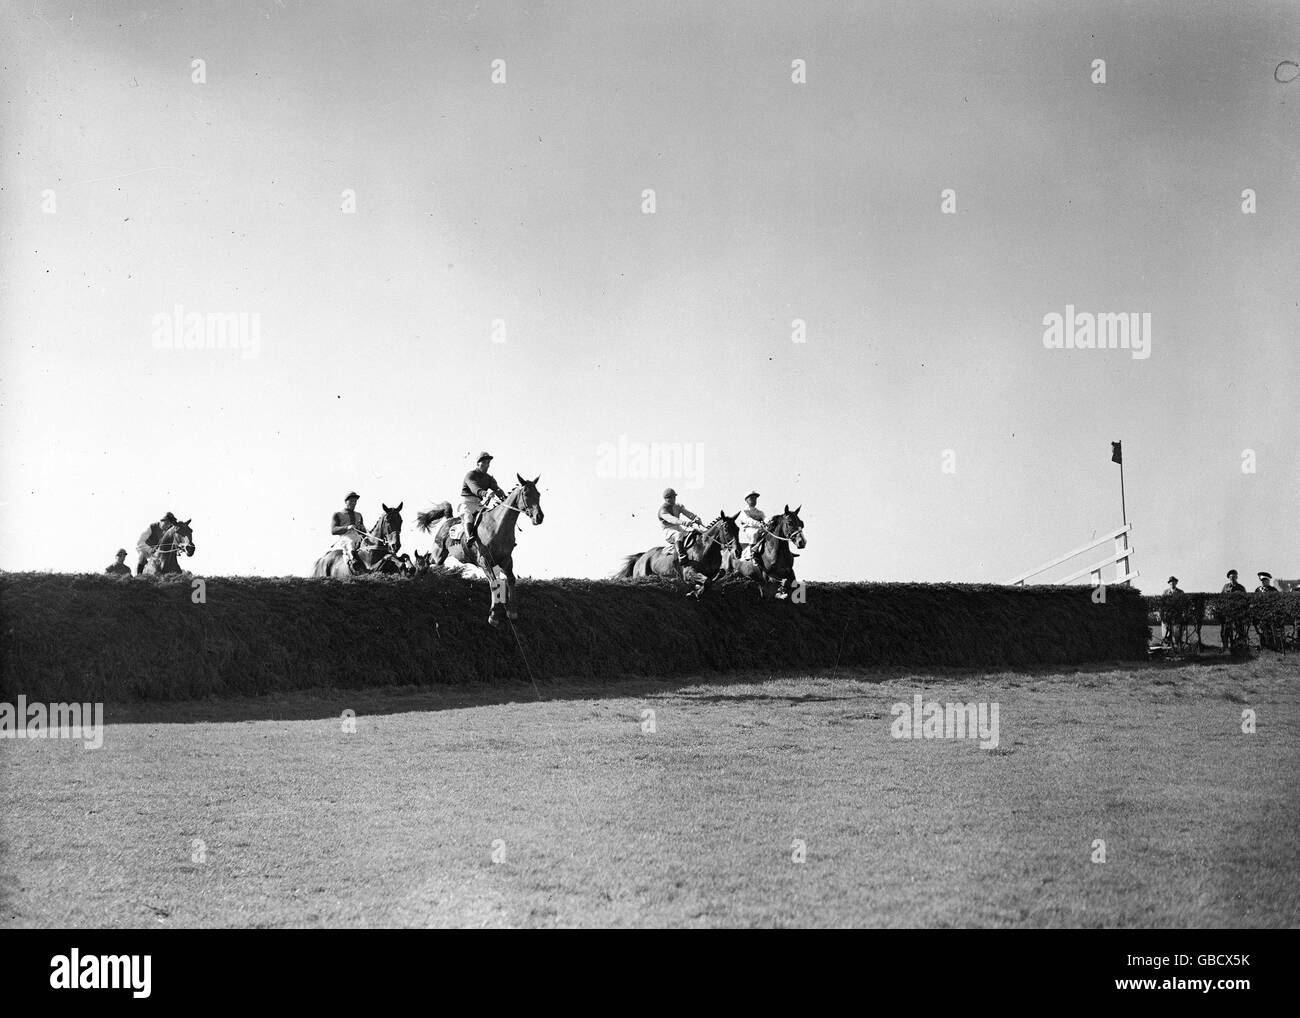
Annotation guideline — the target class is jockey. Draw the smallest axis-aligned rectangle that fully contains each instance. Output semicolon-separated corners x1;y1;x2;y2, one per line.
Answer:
330;492;366;559
659;488;701;562
737;491;766;560
136;512;177;574
460;452;506;554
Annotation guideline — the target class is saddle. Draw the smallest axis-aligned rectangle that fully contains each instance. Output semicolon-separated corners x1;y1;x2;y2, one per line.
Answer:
448;510;486;546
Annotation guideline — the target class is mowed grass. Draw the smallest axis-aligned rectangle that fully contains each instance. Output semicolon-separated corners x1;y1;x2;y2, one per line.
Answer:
1;657;1297;928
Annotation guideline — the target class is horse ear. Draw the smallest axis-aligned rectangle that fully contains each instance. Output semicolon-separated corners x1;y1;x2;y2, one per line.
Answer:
730;511;740;521
784;504;790;514
183;519;191;526
396;501;403;512
517;473;525;484
532;475;540;486
793;505;801;515
383;503;390;513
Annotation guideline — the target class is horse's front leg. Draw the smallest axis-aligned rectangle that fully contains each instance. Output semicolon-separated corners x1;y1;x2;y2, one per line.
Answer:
501;557;519;620
486;567;506;625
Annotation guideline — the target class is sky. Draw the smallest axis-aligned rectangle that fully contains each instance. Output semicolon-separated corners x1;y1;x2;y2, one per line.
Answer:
1;0;1297;589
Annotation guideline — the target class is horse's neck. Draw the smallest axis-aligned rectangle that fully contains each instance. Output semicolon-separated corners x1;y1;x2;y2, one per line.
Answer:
482;491;522;548
765;519;790;564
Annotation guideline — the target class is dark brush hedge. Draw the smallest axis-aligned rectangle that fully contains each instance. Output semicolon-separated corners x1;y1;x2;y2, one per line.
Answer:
1145;592;1300;629
0;572;1150;702
1145;591;1299;651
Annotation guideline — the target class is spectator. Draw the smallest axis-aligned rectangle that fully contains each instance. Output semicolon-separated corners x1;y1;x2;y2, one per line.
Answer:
105;549;131;576
1161;576;1187;646
1255;572;1281;650
1219;569;1246;652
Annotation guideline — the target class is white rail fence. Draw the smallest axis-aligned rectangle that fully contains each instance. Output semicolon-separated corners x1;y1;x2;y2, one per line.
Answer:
1007;524;1138;587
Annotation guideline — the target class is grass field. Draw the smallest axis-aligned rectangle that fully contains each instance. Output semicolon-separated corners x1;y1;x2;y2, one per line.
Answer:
2;655;1297;928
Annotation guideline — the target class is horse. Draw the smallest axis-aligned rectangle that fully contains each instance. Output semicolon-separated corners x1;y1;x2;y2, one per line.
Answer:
611;511;741;598
312;502;405;578
727;504;806;599
140;520;196;575
416;475;544;625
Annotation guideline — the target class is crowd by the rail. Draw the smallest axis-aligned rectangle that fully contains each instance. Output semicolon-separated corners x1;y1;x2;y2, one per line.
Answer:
1157;571;1299;653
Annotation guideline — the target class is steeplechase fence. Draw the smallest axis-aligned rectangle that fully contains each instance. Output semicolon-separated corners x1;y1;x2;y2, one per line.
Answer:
1145;590;1300;653
0;571;1151;702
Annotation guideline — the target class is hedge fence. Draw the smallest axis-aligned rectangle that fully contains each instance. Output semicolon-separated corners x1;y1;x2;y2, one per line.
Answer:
0;571;1151;702
1145;591;1300;651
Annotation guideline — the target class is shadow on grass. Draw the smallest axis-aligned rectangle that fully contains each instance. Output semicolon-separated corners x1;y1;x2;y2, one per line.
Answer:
92;656;1204;726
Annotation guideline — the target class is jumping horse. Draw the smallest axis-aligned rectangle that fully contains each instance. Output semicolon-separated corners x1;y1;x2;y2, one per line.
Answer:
417;476;544;625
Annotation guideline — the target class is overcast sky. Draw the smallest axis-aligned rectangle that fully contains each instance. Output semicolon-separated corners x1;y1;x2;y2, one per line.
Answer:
2;0;1296;588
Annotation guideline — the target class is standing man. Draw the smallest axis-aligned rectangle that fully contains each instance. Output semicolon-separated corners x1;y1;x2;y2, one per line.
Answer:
1161;575;1187;646
658;488;701;564
460;453;506;555
105;549;132;576
737;491;766;560
1255;571;1280;650
1219;569;1247;652
136;512;177;574
331;492;367;557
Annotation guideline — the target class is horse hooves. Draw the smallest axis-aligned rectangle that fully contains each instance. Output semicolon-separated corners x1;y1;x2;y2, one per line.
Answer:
488;614;501;627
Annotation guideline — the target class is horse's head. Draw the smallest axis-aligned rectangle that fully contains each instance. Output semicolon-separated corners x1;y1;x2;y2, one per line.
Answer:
713;509;742;555
779;504;806;549
414;550;433;576
166;519;196;557
378;502;404;553
515;474;544;525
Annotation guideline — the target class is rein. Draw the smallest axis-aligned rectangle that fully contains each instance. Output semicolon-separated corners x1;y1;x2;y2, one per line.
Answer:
758;516;803;544
689;518;739;556
481;485;537;522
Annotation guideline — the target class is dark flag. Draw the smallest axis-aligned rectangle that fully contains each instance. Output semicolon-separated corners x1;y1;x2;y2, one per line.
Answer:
1111;441;1122;464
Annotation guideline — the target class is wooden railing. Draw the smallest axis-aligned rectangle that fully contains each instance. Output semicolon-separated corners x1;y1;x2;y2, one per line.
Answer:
1007;523;1137;587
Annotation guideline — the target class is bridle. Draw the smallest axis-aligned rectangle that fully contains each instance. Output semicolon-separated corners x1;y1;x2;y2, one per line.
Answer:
370;513;402;554
152;527;193;561
485;485;542;525
760;514;805;547
690;516;740;558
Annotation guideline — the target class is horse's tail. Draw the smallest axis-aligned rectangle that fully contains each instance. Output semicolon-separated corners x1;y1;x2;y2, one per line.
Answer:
417;501;452;532
610;553;639;579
